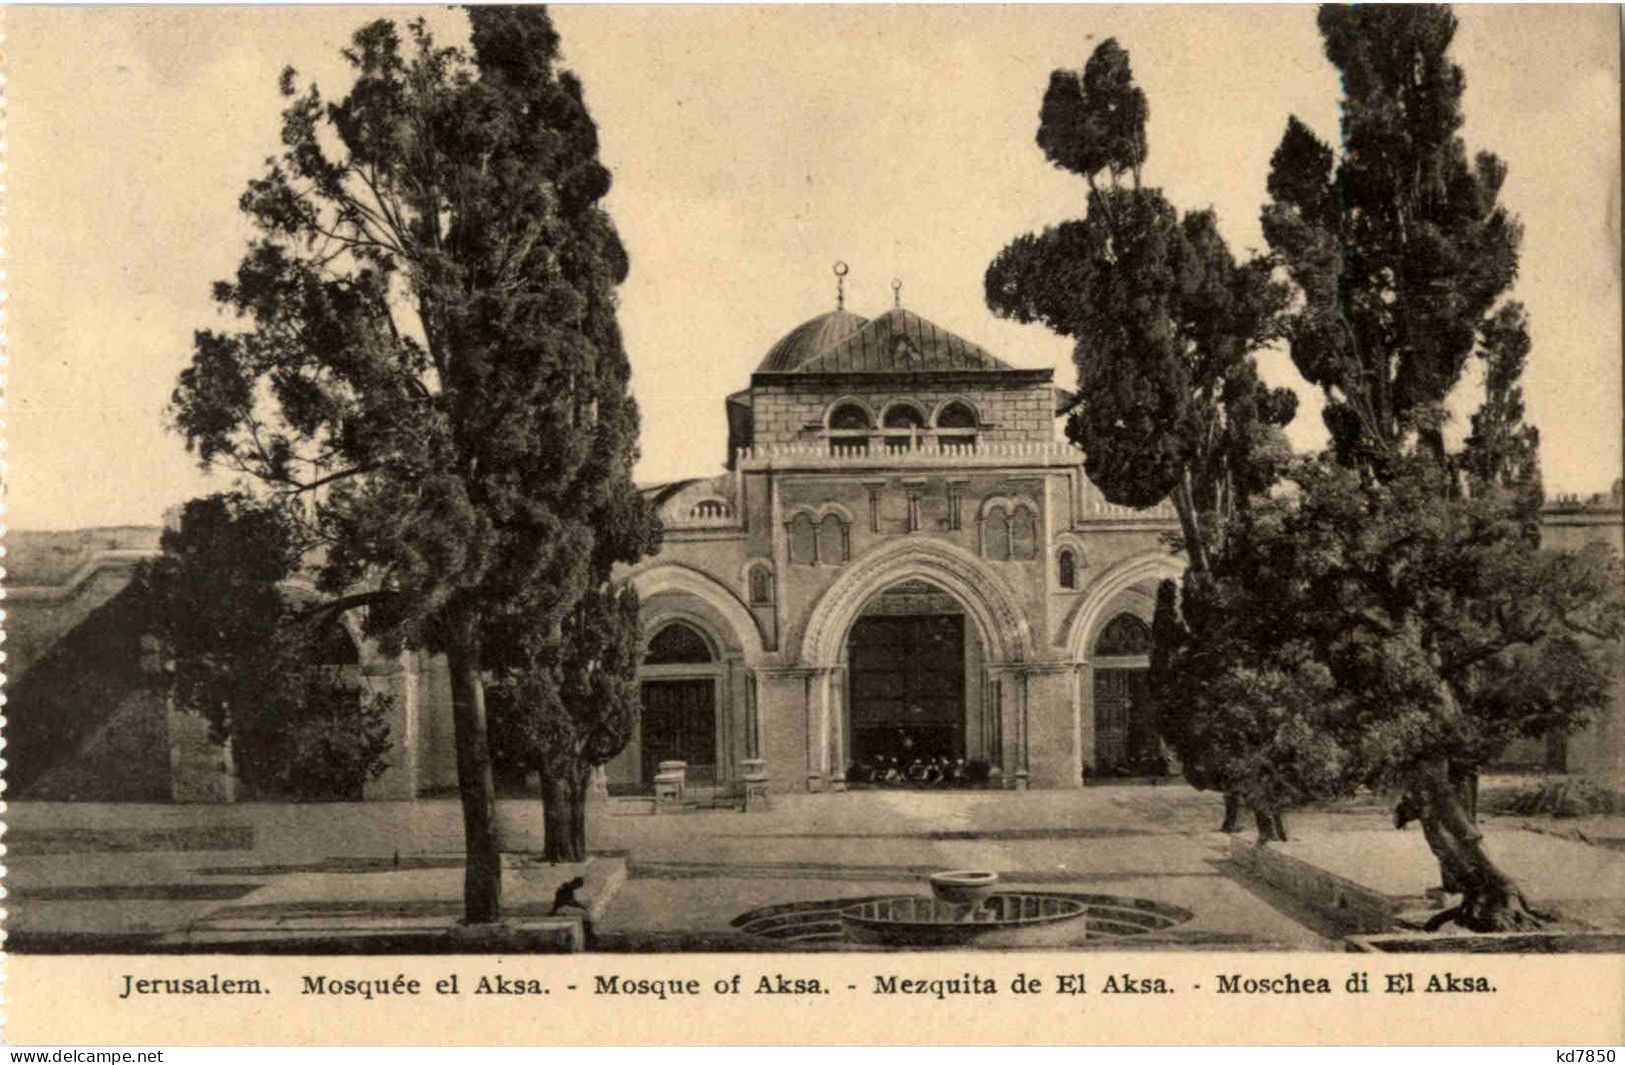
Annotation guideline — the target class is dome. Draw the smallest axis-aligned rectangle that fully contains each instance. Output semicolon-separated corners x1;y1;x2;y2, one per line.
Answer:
756;309;869;373
793;307;1015;374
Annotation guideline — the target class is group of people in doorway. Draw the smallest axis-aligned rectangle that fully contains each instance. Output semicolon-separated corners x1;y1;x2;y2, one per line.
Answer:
848;724;996;788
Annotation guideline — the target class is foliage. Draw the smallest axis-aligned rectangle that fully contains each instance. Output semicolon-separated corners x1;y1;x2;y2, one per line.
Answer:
140;493;393;801
487;579;647;861
1155;3;1625;929
168;8;654;918
985;37;1295;575
1261;6;1524;468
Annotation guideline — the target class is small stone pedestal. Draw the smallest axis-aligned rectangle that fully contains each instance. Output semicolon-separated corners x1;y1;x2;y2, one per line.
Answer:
654;760;687;814
741;758;771;812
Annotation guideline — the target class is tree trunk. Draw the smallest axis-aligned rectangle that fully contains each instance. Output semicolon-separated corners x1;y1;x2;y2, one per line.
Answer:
1220;792;1243;833
1412;761;1546;932
1171;475;1211;578
542;766;588;864
446;611;502;924
1253;805;1288;843
571;771;589;857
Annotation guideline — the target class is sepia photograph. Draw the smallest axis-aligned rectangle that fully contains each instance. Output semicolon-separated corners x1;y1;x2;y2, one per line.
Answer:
2;1;1622;1047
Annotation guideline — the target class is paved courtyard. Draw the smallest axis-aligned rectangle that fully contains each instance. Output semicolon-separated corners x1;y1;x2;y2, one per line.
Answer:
6;782;1623;951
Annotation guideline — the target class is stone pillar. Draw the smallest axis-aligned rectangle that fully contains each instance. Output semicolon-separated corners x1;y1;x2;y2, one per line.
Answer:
807;667;833;792
167;700;236;803
756;668;812;793
1014;669;1031;790
1023;663;1082;788
746;672;761;760
1076;664;1096;783
828;666;847;791
363;655;420;801
741;757;772;812
993;668;1029;789
654;760;687;813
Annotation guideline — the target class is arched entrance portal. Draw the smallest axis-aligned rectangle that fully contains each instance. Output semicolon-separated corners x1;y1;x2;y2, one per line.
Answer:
842;579;998;786
794;537;1034;791
639;620;722;786
1090;613;1162;776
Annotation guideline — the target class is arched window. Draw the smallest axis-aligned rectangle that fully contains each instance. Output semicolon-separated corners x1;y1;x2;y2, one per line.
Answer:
788;511;818;564
747;564;775;605
882;403;926;454
829;403;871;431
816;513;850;565
1058;549;1077;589
982;505;1010;561
1095;614;1153;656
935;401;978;451
1009;507;1038;560
827;402;872;456
645;621;714;664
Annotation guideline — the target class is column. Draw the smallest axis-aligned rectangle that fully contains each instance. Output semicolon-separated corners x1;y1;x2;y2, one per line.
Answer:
1015;669;1031;790
807;667;834;792
1076;663;1096;784
991;667;1033;789
828;666;848;791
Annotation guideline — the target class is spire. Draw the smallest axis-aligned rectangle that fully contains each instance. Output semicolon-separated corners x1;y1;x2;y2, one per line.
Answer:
833;260;849;310
892;277;903;309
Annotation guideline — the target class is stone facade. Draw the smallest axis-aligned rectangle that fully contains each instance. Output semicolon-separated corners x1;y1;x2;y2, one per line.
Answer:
608;302;1187;795
9;305;1624;801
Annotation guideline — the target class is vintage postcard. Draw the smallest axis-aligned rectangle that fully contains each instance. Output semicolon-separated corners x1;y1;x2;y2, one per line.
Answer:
2;3;1622;1048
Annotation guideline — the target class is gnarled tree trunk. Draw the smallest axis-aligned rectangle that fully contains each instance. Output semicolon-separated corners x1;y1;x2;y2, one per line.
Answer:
541;763;590;863
446;609;502;924
1221;792;1244;833
1253;805;1288;842
1410;761;1545;932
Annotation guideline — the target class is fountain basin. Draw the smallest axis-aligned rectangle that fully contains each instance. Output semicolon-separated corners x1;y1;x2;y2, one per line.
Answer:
840;892;1087;947
929;869;999;904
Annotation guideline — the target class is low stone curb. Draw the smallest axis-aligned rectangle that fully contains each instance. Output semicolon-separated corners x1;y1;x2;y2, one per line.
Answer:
1228;836;1396;934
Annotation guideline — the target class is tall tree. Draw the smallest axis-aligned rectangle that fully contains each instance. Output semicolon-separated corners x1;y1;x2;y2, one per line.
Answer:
1244;4;1625;928
986;38;1296;580
985;38;1295;831
170;8;653;921
488;472;657;862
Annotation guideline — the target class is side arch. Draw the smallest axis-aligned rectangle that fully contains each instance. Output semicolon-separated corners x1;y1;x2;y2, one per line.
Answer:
630;562;767;662
1063;549;1186;660
797;537;1034;668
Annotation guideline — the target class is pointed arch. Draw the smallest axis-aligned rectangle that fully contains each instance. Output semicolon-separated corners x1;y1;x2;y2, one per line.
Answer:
1062;549;1185;659
797;537;1033;668
630;562;767;661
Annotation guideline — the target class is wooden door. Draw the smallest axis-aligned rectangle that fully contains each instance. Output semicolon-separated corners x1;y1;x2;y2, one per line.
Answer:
640;678;716;783
848;614;965;764
1094;669;1157;775
1094;669;1132;772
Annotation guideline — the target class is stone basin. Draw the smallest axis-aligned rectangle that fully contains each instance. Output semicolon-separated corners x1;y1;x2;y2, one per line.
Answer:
839;892;1088;947
928;869;999;904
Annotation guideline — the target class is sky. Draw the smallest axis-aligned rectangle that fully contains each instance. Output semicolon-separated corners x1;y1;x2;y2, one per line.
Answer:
7;4;1621;530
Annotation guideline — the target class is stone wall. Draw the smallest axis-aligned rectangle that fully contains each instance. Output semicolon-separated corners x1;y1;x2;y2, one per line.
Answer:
750;380;1057;448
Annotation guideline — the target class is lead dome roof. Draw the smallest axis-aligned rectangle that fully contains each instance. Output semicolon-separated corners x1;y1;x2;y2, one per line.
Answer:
755;306;1015;375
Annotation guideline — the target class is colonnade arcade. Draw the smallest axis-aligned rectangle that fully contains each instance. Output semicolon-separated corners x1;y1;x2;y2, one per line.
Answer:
622;544;1184;794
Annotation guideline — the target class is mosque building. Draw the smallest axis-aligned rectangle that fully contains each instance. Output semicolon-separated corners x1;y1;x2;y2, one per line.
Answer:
613;271;1183;796
9;271;1621;802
